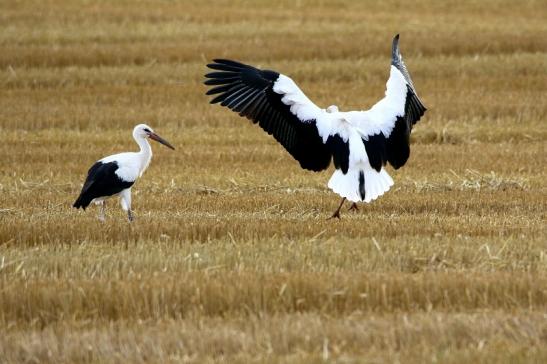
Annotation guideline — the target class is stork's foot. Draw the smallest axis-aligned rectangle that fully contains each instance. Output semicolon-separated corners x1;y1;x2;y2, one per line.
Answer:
348;203;359;212
327;210;341;220
327;197;346;220
127;210;134;222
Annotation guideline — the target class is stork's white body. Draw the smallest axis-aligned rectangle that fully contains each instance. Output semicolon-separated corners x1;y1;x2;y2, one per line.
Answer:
271;68;408;203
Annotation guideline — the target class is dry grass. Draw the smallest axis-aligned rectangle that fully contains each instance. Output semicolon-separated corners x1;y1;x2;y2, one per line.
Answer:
1;0;546;363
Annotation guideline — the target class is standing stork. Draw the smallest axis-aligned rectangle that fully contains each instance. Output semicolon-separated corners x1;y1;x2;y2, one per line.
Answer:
73;124;175;221
204;34;426;219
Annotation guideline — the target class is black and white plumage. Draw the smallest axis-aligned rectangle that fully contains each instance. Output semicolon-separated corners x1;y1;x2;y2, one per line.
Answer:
73;124;175;221
205;34;426;218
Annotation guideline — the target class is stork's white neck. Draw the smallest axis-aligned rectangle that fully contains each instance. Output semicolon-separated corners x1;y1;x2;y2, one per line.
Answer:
135;134;152;176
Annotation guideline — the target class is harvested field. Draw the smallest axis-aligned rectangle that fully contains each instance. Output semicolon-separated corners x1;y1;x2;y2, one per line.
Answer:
0;0;546;362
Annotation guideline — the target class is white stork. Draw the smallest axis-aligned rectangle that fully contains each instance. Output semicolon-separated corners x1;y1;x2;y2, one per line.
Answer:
205;34;426;218
73;124;175;221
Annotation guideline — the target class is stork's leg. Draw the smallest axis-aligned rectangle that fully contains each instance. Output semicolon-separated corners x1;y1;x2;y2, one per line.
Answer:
98;201;106;222
328;197;346;220
348;203;359;212
120;189;134;222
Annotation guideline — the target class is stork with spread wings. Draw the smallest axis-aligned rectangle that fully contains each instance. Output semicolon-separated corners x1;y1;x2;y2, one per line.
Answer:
205;34;426;219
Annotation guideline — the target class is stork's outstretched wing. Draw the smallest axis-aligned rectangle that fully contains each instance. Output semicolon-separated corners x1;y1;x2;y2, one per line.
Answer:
347;34;426;171
205;59;333;172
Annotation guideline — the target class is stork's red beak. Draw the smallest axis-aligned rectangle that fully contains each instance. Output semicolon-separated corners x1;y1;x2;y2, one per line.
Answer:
148;132;175;150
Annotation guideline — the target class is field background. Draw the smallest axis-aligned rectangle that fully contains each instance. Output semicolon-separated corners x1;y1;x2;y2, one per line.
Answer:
0;0;546;363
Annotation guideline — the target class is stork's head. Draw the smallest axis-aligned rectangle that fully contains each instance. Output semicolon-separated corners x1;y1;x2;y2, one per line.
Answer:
326;105;339;113
133;124;175;150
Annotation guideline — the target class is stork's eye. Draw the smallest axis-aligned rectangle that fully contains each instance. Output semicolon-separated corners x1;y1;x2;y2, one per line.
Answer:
144;128;151;133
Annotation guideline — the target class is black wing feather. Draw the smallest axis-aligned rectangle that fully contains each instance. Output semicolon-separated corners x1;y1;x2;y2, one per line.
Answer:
385;85;426;169
391;34;426;128
73;161;134;210
205;59;332;172
326;135;350;174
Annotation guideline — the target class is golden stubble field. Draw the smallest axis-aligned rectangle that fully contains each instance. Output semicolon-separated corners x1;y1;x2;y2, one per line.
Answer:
0;0;546;363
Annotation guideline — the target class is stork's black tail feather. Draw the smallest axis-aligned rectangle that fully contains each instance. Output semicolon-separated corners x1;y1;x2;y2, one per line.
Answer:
358;171;366;201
